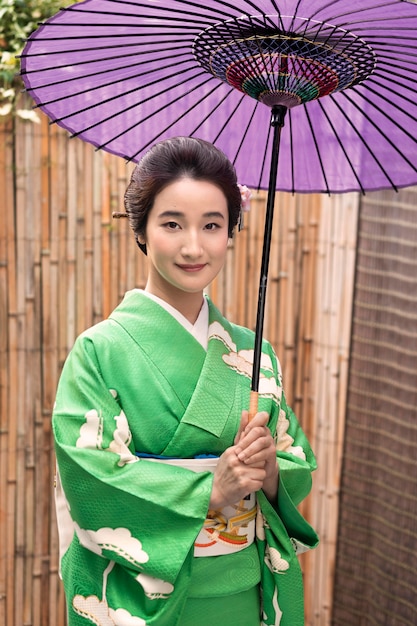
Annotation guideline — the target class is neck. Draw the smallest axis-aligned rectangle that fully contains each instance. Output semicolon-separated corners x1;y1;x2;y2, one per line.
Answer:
144;282;204;324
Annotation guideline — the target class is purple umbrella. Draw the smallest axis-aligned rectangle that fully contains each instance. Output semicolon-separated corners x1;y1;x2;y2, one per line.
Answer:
20;0;417;413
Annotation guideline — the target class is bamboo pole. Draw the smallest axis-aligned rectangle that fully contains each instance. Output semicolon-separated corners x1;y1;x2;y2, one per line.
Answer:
0;109;13;626
66;138;77;349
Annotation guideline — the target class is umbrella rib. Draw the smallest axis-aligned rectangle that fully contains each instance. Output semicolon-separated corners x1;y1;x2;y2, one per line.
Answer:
203;17;272;98
61;0;277;27
128;81;228;161
307;0;344;21
307;0;407;27
331;94;397;190
369;73;417;106
304;0;417;37
367;35;417;43
57;10;216;30
75;77;222;147
236;17;274;95
337;15;417;31
367;74;416;98
40;21;207;31
354;84;417;157
287;0;304;32
32;62;202;111
23;32;198;41
211;95;248;144
316;100;366;194
363;78;417;124
20;42;192;65
188;89;243;137
232;102;260;167
244;16;277;94
239;0;278;27
23;51;192;86
50;67;209;124
373;49;417;63
304;106;330;195
268;0;285;31
256;122;273;192
105;0;241;23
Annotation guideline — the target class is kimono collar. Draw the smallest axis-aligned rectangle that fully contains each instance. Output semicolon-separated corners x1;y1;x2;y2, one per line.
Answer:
138;290;209;350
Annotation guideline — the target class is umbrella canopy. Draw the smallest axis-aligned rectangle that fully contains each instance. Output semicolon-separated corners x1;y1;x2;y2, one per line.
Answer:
20;0;417;408
20;0;417;194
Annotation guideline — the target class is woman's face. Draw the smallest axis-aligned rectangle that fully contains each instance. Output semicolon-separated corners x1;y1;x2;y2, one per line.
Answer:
139;177;230;304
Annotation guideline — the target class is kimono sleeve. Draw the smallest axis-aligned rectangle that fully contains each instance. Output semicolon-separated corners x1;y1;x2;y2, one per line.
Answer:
274;392;319;551
267;346;319;552
257;350;318;626
53;332;214;585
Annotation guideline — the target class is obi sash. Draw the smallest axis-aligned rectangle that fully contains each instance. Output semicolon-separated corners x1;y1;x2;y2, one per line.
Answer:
143;456;256;557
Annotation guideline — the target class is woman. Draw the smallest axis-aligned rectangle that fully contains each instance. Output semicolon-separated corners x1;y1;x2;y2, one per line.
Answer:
53;137;318;626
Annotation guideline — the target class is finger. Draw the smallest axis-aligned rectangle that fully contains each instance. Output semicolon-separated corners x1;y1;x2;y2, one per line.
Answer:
236;433;275;463
242;411;269;434
234;409;250;444
236;424;271;451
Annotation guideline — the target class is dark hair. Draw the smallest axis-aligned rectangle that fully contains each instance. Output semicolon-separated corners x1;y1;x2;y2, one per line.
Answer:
124;137;241;253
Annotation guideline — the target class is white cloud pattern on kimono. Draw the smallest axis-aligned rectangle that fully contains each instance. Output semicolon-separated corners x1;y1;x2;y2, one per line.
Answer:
210;322;280;400
265;545;290;574
73;595;148;626
108;411;137;466
75;524;149;566
208;321;237;352
72;595;115;625
77;391;138;466
209;322;274;372
135;573;174;599
290;537;312;555
109;607;147;625
256;508;266;541
276;409;306;460
222;351;280;400
262;586;283;626
77;409;103;449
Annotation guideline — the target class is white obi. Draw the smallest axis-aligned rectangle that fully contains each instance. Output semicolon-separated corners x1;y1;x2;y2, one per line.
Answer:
146;457;256;557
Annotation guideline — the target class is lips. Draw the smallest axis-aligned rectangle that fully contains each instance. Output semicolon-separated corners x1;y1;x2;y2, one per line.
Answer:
176;264;207;272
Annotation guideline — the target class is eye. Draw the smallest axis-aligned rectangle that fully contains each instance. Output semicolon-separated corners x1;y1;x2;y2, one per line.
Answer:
204;222;220;231
164;221;180;230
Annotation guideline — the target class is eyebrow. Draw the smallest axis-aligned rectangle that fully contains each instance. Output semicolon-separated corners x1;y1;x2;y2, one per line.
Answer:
157;210;226;220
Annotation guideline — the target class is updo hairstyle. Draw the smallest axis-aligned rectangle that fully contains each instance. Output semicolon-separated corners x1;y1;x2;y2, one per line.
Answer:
124;136;242;253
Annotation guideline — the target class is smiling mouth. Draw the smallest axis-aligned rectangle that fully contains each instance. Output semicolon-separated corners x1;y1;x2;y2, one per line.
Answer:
177;264;207;272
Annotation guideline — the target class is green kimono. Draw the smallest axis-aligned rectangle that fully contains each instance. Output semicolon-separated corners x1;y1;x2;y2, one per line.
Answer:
53;290;318;626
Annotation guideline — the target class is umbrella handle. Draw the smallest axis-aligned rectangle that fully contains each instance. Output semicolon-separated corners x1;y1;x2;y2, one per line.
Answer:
248;390;259;420
249;105;287;421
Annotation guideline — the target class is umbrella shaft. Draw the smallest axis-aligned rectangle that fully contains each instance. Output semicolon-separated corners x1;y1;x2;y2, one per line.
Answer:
251;106;287;397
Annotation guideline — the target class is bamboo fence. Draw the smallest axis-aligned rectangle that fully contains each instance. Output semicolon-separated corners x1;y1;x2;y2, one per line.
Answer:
333;188;417;626
0;104;359;626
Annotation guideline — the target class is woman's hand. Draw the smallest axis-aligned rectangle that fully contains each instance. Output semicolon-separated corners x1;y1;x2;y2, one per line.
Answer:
209;410;279;509
209;444;266;509
235;410;279;503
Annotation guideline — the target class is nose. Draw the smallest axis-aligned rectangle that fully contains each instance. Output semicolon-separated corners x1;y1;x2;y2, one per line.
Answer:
180;229;203;258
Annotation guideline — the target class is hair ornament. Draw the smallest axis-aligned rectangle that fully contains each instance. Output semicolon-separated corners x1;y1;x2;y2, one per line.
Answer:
237;184;252;231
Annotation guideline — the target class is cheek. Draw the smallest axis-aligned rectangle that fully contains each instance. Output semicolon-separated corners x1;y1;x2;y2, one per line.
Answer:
213;234;230;258
147;231;172;255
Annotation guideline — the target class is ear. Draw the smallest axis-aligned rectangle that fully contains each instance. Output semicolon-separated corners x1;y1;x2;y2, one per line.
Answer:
136;235;147;254
137;230;147;245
